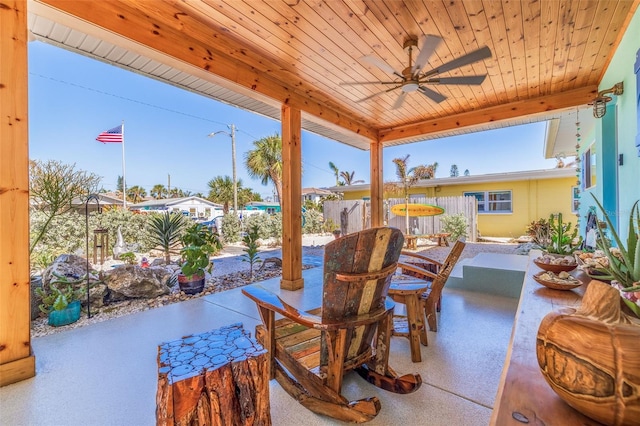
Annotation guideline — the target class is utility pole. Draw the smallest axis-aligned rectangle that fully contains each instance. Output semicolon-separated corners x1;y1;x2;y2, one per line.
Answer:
207;125;237;213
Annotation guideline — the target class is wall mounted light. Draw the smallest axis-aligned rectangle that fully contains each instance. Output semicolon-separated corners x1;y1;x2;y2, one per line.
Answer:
591;82;624;118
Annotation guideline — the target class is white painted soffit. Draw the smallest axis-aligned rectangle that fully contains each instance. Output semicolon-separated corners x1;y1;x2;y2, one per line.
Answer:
543;106;595;159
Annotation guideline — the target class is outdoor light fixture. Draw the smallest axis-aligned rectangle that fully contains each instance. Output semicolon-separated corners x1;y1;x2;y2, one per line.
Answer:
591;82;624;118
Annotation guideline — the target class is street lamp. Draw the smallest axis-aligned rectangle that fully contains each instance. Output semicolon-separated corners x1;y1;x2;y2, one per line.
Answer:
207;124;237;214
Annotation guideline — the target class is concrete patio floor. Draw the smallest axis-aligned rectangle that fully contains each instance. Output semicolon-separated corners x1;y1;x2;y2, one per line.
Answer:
0;267;518;425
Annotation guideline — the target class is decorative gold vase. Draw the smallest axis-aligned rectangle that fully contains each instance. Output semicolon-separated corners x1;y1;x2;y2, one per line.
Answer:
536;280;640;426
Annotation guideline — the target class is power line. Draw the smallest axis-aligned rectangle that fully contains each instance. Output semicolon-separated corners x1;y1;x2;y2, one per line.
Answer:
32;72;343;181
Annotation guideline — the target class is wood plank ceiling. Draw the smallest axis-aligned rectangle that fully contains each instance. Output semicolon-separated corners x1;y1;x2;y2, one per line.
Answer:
35;0;637;148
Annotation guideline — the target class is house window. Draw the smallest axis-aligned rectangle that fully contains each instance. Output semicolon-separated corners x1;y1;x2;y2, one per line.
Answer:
572;187;580;212
583;144;597;189
464;191;512;213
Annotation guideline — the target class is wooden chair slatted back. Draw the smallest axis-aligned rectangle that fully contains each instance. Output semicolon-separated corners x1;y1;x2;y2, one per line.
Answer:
320;227;404;366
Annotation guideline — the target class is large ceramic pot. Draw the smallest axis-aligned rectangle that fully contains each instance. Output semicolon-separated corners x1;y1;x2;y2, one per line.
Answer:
536;280;640;425
177;273;205;295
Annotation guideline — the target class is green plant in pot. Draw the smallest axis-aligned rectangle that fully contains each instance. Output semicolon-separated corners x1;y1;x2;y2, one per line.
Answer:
545;212;582;255
178;223;222;295
591;195;640;318
35;273;84;327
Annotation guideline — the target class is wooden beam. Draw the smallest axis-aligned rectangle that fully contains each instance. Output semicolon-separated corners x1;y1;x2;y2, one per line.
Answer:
36;0;378;142
378;86;599;144
0;0;34;386
369;140;383;228
280;105;303;290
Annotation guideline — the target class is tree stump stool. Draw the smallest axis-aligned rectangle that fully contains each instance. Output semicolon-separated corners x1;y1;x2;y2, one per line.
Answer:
156;323;271;426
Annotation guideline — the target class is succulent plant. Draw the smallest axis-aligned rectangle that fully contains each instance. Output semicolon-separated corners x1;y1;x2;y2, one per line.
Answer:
592;195;640;317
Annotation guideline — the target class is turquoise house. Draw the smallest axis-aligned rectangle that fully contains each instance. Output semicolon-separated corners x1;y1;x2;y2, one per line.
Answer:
579;8;639;241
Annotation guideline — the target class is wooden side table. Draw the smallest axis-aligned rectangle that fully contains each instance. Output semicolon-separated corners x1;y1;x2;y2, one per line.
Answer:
156;323;271;425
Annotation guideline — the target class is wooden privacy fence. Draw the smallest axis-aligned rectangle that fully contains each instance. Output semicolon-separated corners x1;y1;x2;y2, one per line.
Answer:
324;196;477;242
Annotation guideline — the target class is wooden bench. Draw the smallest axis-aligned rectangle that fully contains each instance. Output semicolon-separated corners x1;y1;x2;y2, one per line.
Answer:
405;233;451;250
156;323;271;425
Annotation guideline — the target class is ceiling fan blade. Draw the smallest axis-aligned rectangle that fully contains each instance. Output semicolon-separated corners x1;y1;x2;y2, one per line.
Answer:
361;55;403;79
340;81;392;86
425;75;487;85
340;81;402;86
417;86;447;103
357;84;402;103
392;92;408;109
412;35;442;75
423;46;492;77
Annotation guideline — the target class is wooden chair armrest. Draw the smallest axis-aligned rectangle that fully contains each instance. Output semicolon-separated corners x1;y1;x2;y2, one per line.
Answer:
400;251;443;267
242;286;395;330
397;262;438;280
242;285;323;329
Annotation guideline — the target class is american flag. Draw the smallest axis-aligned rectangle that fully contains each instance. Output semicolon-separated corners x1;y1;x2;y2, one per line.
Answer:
96;125;123;143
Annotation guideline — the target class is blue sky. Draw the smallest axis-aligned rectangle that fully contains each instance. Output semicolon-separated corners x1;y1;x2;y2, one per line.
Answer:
29;41;559;200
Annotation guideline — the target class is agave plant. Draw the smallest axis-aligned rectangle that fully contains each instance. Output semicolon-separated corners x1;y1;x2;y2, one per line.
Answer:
147;212;187;264
592;195;640;317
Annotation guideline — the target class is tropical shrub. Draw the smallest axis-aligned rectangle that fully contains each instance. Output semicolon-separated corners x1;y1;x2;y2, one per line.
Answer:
303;209;324;234
441;213;468;242
243;213;271;239
526;218;552;247
221;213;241;242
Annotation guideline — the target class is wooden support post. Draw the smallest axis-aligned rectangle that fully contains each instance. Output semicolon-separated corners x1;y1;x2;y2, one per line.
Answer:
0;0;35;387
156;323;271;426
370;139;383;228
280;105;303;290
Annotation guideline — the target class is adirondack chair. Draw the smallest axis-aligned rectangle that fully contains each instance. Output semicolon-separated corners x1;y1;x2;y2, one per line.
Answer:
389;240;466;336
242;227;422;423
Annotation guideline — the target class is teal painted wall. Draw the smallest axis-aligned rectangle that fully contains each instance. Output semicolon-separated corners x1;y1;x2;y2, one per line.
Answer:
580;8;640;240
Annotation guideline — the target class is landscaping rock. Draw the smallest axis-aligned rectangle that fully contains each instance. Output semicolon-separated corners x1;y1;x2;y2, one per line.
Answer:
41;254;97;289
104;265;172;302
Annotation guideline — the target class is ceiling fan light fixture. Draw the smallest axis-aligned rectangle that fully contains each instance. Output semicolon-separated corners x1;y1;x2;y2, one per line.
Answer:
402;82;419;93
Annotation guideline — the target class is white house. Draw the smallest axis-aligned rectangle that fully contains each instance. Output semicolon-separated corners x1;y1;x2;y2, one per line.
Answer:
128;196;223;220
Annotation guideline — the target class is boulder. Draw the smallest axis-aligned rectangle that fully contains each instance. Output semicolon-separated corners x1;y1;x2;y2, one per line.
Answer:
42;254;93;288
104;265;171;302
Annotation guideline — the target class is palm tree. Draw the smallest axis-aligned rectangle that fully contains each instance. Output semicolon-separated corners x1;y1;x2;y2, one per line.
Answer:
238;187;262;207
245;134;283;203
386;155;434;234
127;185;147;203
150;184;167;199
339;170;364;186
329;161;342;186
207;176;240;214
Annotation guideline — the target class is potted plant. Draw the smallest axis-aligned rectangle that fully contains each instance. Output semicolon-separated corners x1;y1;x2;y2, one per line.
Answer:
35;272;84;327
591;196;640;317
545;212;582;255
178;223;222;295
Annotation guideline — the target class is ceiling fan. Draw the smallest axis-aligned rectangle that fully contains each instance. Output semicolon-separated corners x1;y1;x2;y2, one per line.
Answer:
341;35;492;109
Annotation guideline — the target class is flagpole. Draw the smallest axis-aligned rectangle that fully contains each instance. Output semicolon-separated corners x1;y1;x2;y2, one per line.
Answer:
121;120;126;209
